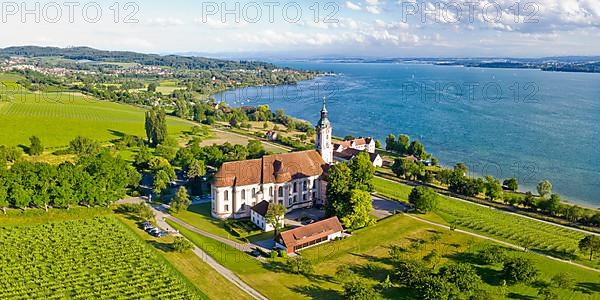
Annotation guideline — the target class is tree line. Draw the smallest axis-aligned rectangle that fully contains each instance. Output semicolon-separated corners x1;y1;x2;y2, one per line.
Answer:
0;149;140;213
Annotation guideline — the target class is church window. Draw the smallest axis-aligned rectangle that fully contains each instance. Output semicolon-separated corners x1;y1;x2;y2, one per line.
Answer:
241;190;246;201
224;190;229;201
278;187;283;197
252;188;256;197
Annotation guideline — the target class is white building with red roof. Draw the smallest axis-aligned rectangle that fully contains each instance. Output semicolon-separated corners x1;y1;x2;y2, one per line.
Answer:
211;99;333;220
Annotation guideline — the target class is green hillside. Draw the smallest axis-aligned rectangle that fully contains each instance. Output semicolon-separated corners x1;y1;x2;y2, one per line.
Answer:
0;74;190;148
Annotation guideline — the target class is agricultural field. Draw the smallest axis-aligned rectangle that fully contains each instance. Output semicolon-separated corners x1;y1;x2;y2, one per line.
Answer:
0;217;204;299
372;177;594;267
0;73;191;148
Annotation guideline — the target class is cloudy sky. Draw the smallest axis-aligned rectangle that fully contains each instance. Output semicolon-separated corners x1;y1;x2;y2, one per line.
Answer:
1;0;600;57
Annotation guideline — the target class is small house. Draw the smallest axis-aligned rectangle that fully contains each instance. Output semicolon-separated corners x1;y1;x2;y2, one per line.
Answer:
275;217;343;254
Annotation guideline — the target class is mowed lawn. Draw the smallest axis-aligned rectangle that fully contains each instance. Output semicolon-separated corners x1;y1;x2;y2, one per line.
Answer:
0;74;190;148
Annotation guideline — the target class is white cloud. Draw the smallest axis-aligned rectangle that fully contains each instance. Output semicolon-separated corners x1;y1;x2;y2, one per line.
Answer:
346;1;362;11
146;17;184;27
194;17;248;29
365;0;380;5
366;6;381;14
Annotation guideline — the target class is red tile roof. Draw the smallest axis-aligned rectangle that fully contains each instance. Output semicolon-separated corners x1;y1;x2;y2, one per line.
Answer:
278;217;343;251
213;150;327;187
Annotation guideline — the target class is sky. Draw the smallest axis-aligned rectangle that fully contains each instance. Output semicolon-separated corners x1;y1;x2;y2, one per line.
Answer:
1;0;600;58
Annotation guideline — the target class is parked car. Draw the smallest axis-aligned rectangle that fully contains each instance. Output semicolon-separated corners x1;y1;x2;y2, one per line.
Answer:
140;221;153;231
147;228;160;235
153;231;167;238
302;219;315;225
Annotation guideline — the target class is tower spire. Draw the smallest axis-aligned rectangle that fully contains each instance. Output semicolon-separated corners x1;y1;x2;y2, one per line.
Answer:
322;96;327;112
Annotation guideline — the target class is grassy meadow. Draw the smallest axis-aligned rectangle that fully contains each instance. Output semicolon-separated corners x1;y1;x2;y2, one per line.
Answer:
170;212;600;300
0;73;191;148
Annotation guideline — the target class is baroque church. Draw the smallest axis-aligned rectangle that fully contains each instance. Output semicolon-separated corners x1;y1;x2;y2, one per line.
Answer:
211;99;333;219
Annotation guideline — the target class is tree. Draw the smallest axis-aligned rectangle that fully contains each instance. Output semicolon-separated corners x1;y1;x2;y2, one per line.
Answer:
265;202;286;236
186;159;206;180
503;177;519;191
145;107;168;146
550;272;574;289
537;285;559;300
325;163;352;217
171;186;191;213
398;134;410;154
418;275;455;300
69;136;99;156
247;140;265;159
28;136;44;156
579;235;600;261
484;176;503;201
394;259;428;288
153;170;170;195
439;263;482;294
137;203;154;221
134;144;153;169
537;180;552;198
341;190;375;230
408;186;438;213
172;237;193;252
285;256;313;275
523;192;537;209
454;163;469;175
348;152;375;191
385;134;397;151
477;245;507;265
343;278;382;300
501;257;539;284
147;82;157;92
408;140;426;158
540;194;561;215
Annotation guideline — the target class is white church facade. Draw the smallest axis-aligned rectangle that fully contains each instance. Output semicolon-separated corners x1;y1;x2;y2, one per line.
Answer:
211;99;334;220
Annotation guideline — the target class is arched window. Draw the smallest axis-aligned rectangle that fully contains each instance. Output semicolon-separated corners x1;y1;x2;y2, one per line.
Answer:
293;182;297;193
269;187;273;196
303;181;308;191
278;187;283;197
252;188;256;197
241;190;246;200
224;190;229;201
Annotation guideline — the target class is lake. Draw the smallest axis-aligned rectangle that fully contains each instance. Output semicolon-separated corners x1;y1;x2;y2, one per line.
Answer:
214;62;600;208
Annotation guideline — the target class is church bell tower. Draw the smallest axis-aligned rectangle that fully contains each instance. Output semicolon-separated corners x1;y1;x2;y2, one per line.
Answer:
315;97;333;164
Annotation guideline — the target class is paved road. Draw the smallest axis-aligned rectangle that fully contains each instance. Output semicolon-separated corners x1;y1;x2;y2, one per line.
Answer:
147;204;268;300
405;214;600;273
152;204;254;252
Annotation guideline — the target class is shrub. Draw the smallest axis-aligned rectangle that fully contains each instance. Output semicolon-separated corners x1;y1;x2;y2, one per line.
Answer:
477;245;507;265
502;257;539;284
279;250;288;258
285;256;313;275
269;251;278;259
171;237;193;253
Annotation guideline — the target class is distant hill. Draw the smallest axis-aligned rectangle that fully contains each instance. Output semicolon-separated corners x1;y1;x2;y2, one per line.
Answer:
0;46;277;70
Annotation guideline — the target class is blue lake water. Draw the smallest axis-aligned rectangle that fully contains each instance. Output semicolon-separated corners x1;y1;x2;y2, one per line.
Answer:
214;62;600;207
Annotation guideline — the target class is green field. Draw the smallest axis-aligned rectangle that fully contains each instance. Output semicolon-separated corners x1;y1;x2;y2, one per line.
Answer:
0;74;190;148
372;177;595;267
0;217;204;299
